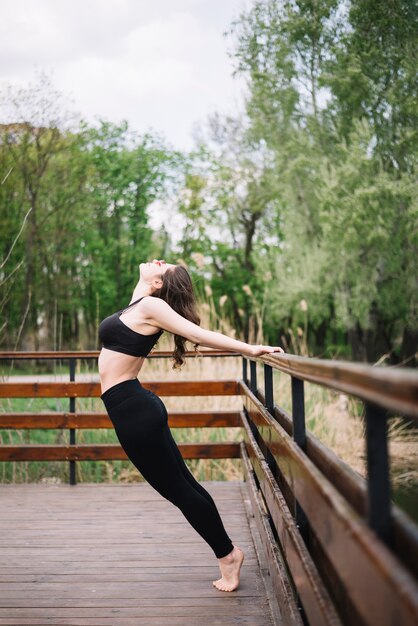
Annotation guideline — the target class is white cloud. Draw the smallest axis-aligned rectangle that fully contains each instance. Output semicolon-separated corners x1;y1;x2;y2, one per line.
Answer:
0;0;247;149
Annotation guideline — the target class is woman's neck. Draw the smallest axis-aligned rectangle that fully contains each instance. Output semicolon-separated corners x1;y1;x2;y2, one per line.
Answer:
129;281;154;302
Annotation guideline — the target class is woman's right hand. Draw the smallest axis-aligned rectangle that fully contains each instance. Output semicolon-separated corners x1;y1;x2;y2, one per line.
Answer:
247;345;284;357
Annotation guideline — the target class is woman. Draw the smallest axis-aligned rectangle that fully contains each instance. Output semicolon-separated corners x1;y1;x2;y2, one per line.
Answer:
98;259;283;592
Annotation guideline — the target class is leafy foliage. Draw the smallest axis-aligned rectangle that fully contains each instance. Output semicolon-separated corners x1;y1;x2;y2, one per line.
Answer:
1;3;417;364
0;79;176;349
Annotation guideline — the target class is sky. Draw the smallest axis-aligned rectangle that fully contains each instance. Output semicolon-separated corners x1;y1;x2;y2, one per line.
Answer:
0;0;248;151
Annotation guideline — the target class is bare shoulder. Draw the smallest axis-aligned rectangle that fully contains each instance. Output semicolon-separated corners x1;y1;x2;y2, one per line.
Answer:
140;296;174;323
139;295;199;340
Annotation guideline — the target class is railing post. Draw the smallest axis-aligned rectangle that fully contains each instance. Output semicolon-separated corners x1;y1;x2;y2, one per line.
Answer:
242;356;248;387
291;376;309;542
69;358;76;486
264;364;274;414
250;360;257;396
291;376;306;450
365;402;393;547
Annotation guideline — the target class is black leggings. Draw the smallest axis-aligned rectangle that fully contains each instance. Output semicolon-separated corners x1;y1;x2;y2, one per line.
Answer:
101;378;234;559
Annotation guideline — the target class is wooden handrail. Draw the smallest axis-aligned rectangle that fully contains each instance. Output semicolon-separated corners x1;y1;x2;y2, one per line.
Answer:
1;349;416;416
241;382;418;626
240;429;341;626
253;387;418;580
0;410;242;429
0;380;241;398
258;353;418;418
0;442;241;462
0;349;237;359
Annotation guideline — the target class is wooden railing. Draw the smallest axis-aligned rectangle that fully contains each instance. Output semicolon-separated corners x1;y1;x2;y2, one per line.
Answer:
0;350;417;626
241;352;418;626
0;350;241;485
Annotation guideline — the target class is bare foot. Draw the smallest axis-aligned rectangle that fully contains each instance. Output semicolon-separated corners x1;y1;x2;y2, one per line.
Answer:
213;546;244;592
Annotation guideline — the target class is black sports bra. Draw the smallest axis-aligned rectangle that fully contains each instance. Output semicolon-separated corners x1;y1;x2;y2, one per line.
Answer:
98;296;163;357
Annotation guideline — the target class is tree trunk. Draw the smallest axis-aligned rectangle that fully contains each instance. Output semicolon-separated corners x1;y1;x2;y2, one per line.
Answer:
348;322;367;362
399;326;417;368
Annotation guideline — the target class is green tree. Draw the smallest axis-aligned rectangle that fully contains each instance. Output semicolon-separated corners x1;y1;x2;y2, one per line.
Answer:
0;75;85;349
226;0;417;362
177;115;281;340
0;77;177;349
78;121;178;345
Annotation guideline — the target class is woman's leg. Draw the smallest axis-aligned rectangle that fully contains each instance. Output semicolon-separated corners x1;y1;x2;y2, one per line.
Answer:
161;416;227;513
145;423;234;557
151;393;224;511
101;379;244;590
160;424;245;591
140;391;234;545
102;383;233;558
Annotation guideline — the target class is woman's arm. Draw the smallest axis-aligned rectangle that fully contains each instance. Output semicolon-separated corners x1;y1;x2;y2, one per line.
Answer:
141;297;283;357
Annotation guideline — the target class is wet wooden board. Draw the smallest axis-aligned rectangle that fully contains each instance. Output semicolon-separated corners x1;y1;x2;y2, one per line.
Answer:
0;482;275;626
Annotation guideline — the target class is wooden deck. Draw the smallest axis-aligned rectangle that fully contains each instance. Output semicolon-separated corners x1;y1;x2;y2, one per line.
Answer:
0;482;277;626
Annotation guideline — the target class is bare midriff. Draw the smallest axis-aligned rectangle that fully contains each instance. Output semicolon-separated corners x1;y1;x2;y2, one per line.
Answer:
98;348;146;394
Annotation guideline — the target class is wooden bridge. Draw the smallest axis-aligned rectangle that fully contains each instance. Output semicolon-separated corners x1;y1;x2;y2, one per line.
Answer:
0;350;417;626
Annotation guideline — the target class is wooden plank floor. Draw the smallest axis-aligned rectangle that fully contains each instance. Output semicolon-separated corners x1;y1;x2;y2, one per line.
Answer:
0;482;275;626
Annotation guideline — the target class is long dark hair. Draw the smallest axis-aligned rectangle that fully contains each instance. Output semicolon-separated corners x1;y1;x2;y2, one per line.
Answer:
154;265;201;368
